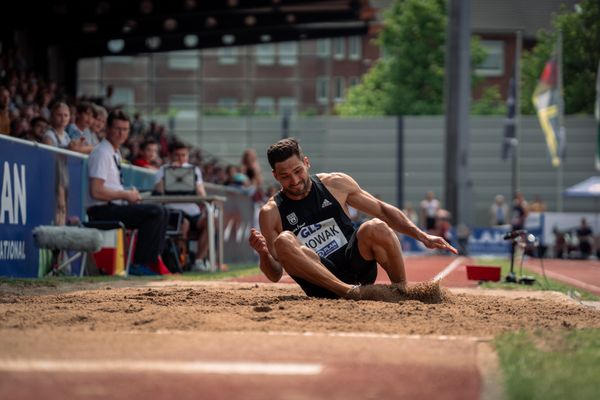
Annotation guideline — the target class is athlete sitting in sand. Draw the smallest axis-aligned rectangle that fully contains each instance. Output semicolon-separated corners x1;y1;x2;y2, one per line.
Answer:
248;138;457;301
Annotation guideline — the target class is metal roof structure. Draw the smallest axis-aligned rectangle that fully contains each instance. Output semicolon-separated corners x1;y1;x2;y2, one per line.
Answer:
2;0;375;59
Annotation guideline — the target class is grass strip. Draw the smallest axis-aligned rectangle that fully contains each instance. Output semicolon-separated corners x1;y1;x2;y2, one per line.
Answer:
0;264;261;287
495;328;600;400
475;258;599;300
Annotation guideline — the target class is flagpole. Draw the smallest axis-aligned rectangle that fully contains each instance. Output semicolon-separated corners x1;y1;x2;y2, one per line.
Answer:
513;30;522;201
557;30;564;212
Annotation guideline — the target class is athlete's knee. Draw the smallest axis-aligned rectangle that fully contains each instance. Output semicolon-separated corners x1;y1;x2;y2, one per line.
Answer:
273;231;299;255
360;218;394;241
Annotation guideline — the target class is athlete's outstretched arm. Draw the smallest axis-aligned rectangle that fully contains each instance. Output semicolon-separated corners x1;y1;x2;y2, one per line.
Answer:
248;203;284;282
336;173;457;254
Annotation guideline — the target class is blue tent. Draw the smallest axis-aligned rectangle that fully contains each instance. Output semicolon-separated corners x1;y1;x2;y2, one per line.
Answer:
564;177;600;198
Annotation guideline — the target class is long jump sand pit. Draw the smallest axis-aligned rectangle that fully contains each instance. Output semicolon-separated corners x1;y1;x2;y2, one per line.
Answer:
1;280;599;335
1;280;600;400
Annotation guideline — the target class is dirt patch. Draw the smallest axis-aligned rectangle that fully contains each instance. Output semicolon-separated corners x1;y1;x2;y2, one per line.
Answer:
1;281;599;337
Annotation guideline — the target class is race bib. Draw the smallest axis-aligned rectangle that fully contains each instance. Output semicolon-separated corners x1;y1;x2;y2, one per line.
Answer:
296;218;348;258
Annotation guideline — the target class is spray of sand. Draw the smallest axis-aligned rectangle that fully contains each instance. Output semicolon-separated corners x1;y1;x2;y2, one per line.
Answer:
356;280;450;304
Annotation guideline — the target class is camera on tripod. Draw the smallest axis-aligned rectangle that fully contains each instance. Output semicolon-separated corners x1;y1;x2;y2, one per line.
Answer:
504;229;537;285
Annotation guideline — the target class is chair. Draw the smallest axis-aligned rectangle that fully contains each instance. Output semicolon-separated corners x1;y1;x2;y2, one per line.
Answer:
83;221;138;276
162;210;185;273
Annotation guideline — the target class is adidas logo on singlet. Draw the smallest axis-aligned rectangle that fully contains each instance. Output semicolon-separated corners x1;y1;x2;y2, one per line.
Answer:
321;199;332;208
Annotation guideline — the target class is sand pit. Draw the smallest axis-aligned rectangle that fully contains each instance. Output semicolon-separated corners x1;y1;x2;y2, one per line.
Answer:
1;280;599;337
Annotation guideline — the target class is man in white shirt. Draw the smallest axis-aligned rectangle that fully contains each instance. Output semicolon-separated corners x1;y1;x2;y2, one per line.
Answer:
155;141;209;271
87;110;170;274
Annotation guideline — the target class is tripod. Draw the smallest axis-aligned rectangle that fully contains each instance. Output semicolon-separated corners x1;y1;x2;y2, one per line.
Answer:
504;229;537;285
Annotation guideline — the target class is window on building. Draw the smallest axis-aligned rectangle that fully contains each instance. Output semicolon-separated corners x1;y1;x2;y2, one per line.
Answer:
316;77;329;104
476;40;504;76
349;76;360;87
278;42;298;66
218;98;238;110
278;97;297;116
218;47;238;65
168;50;199;70
333;37;345;60
255;97;275;114
316;39;331;58
333;77;345;102
348;36;362;60
112;87;135;107
255;44;275;65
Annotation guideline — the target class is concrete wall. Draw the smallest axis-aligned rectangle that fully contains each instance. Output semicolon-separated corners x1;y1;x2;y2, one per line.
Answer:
179;115;598;227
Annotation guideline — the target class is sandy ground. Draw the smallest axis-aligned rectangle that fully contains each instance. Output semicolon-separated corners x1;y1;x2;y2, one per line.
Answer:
1;280;599;337
1;280;600;400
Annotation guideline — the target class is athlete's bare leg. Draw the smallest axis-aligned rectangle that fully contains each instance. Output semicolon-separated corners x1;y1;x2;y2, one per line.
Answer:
356;218;407;289
273;231;354;297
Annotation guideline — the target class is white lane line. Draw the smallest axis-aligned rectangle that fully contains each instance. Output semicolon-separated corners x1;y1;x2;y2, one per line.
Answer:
432;256;466;282
0;360;323;375
527;268;600;295
268;331;490;342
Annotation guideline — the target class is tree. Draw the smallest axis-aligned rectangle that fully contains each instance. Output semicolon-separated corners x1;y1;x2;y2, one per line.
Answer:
521;0;600;115
337;0;485;116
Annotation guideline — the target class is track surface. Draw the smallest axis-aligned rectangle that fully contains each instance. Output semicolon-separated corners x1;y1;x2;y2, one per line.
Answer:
2;254;599;400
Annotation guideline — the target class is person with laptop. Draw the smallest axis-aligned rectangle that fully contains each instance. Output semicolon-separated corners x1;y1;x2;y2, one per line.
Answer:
154;141;210;271
87;110;170;275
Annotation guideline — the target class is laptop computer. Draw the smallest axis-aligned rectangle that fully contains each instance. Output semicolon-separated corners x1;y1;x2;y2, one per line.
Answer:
163;166;197;195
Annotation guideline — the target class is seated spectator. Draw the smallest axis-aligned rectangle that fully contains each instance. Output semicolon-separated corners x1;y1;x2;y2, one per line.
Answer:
86;110;170;275
154;141;209;271
66;101;96;153
91;104;108;141
43;102;81;151
529;195;547;213
241;148;265;199
22;116;48;143
0;86;11;135
132;139;160;170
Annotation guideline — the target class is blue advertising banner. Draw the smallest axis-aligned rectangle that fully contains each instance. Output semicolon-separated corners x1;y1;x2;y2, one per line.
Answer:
0;137;161;278
0;139;86;277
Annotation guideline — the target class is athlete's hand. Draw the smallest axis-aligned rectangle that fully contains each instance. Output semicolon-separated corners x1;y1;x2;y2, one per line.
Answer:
249;228;269;255
420;233;458;254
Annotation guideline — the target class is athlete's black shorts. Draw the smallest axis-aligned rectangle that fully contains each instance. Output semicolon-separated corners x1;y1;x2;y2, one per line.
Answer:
289;230;377;299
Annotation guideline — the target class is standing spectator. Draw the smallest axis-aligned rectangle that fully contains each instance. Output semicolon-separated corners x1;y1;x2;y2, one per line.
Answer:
402;202;419;226
511;192;528;230
132;139;160;170
86;110;170;275
420;191;440;232
490;194;509;226
154;141;209;271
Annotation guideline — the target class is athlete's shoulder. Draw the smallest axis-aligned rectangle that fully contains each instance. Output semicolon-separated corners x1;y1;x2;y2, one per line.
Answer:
260;196;279;215
318;172;357;190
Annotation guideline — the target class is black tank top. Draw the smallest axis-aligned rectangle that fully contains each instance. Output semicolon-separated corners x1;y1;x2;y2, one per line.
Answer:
275;175;355;265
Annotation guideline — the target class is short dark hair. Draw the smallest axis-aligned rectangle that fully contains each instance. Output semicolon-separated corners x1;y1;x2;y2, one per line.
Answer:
30;116;48;127
107;109;130;128
76;101;94;115
140;139;158;150
169;140;188;154
267;138;303;170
